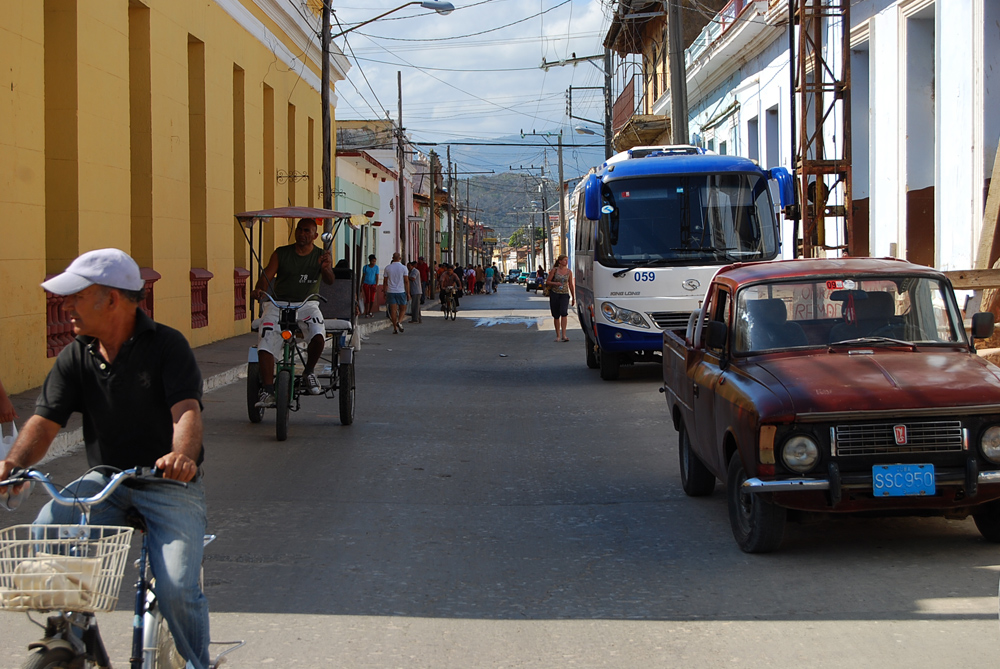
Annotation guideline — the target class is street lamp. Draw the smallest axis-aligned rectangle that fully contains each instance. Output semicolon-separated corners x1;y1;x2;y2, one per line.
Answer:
319;0;455;220
574;125;599;136
330;2;455;40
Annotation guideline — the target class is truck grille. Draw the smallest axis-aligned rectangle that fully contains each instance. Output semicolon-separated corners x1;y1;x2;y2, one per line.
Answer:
648;311;692;330
832;421;965;456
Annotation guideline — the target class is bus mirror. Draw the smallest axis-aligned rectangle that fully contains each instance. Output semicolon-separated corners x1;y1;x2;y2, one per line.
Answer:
767;167;794;208
584;174;601;220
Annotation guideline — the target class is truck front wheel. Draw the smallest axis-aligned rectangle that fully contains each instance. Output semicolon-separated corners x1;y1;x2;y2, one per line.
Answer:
727;453;786;553
972;499;1000;542
678;422;715;496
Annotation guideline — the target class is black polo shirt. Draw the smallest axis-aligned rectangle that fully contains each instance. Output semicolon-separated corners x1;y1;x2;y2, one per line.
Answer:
35;308;204;470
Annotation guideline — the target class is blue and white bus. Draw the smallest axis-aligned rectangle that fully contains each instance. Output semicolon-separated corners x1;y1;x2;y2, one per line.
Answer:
574;145;792;379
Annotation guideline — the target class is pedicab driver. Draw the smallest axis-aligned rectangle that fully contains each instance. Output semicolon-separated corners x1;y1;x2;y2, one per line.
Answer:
0;248;211;669
250;218;334;405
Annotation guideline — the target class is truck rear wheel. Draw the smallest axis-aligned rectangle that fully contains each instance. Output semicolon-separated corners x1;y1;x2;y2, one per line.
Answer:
599;348;619;380
679;422;715;496
727;452;785;553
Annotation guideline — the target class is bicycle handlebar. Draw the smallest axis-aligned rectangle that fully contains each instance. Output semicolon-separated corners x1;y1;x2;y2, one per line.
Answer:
0;467;185;511
258;293;327;308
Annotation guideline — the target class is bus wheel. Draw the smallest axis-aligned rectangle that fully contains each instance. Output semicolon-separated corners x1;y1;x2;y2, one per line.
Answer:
599;349;620;380
584;334;599;369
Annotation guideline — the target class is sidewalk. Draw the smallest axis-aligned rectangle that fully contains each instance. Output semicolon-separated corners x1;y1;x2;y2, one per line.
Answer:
5;317;392;463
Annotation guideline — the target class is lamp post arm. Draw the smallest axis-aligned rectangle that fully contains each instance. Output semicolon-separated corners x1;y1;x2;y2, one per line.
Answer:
330;2;453;39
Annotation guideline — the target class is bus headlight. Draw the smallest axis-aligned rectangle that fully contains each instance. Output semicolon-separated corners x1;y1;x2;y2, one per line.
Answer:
781;435;819;473
981;426;1000;463
600;302;650;328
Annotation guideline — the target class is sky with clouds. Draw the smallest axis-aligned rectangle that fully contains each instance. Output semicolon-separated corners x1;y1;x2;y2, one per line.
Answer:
328;0;614;173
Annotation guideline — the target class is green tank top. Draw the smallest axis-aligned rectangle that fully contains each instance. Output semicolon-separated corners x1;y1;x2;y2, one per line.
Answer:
272;245;322;301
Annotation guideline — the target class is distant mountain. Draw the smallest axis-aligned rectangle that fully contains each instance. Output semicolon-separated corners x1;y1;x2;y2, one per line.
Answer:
436;126;605;240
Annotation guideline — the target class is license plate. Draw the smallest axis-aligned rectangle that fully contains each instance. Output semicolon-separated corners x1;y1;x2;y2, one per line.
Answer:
872;464;936;497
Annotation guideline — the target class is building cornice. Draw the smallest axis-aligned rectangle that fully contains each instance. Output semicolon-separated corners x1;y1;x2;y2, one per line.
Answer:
213;0;351;101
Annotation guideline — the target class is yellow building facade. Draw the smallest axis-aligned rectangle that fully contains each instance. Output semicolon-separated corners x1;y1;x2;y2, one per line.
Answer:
0;0;349;393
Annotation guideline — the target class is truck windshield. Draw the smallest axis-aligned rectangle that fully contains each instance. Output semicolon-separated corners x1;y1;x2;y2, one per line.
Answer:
595;173;778;267
733;276;965;353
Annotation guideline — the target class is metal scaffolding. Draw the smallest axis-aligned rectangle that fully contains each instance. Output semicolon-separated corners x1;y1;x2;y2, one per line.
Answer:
792;0;853;258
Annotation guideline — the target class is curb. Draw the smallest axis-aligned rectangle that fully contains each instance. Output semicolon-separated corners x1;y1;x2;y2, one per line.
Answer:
39;317;393;465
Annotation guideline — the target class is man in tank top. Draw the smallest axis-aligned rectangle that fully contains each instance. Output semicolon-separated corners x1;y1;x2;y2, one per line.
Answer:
250;218;334;406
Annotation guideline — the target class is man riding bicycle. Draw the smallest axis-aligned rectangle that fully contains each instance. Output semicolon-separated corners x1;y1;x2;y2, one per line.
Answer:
251;218;334;405
0;248;211;669
438;264;461;309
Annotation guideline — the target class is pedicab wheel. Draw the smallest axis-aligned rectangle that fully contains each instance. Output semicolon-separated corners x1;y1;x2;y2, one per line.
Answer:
338;363;355;425
246;362;264;423
275;369;292;441
21;648;76;669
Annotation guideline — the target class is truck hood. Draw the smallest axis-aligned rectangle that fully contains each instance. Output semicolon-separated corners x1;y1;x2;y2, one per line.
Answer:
748;349;1000;415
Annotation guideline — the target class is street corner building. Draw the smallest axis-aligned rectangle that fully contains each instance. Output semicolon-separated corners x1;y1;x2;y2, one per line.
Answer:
0;0;352;393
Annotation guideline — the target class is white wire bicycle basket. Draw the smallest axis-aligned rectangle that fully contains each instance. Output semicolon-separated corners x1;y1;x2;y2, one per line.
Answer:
0;524;134;613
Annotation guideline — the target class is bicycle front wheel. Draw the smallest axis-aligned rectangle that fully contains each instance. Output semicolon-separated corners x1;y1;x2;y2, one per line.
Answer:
22;648;76;669
275;369;291;441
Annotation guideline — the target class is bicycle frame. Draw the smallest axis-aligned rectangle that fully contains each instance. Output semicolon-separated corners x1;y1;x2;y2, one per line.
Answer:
1;468;242;668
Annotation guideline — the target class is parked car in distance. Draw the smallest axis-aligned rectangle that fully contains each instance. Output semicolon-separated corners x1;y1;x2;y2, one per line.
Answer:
516;272;528;284
661;257;1000;553
506;270;521;283
526;271;546;293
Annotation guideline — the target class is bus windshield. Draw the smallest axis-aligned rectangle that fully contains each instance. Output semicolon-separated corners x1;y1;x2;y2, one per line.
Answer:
595;173;778;267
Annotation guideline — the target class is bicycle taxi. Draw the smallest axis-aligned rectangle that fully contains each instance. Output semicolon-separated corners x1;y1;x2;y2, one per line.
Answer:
235;206;359;441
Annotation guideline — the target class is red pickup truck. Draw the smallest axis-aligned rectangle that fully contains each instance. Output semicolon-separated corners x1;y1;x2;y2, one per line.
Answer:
661;257;1000;552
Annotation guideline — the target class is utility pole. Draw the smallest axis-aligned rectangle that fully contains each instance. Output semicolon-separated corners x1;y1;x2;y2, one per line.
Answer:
397;71;405;256
429;150;436;269
667;0;689;145
540;165;552;269
557;132;566;258
321;3;332;217
604;47;613;158
447;146;453;266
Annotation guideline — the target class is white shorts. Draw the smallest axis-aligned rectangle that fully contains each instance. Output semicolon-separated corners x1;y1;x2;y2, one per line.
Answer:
257;301;325;357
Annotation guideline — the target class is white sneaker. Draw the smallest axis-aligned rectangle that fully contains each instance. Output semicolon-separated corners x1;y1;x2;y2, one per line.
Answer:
305;373;322;395
255;390;275;408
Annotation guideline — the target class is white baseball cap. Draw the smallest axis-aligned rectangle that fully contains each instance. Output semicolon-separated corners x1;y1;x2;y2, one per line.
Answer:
41;248;144;296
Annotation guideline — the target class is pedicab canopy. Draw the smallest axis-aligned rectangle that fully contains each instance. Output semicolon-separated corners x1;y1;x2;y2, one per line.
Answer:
235;206;353;227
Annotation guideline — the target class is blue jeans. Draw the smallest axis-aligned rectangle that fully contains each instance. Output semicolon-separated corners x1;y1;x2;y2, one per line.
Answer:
34;470;210;669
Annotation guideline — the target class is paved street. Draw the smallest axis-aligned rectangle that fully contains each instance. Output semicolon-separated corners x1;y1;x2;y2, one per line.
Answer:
5;283;1000;667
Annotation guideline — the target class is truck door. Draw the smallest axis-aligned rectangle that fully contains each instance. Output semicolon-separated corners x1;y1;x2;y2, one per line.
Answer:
690;286;731;474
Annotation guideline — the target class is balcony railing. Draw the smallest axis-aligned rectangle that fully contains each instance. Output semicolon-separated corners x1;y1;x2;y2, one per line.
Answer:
233;267;251;321
686;0;753;67
190;268;214;329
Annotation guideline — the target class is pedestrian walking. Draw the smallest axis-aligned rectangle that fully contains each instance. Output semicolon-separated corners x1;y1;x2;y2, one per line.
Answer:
466;266;476;295
484;265;494;294
546;254;576;342
417;257;430;303
383;252;410;334
361;254;379;318
491;263;500;292
407;261;422;324
475;265;485;294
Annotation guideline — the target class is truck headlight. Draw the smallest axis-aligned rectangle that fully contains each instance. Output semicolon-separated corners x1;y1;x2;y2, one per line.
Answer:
781;435;819;473
600;302;650;328
981;426;1000;463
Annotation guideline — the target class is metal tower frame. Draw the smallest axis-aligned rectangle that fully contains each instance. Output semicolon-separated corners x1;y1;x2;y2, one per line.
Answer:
792;0;853;258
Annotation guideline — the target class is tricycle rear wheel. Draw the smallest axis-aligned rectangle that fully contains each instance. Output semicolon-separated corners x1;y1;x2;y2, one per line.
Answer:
338;363;355;425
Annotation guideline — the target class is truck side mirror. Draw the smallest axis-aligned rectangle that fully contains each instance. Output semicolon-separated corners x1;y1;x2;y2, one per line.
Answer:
583;174;601;220
971;312;995;339
706;320;728;350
